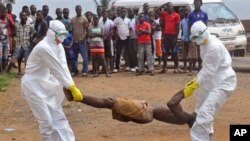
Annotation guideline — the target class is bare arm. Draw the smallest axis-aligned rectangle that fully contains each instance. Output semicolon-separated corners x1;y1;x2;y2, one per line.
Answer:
167;90;196;128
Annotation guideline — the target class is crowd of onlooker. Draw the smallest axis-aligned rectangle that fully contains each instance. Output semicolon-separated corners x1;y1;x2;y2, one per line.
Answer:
0;0;208;77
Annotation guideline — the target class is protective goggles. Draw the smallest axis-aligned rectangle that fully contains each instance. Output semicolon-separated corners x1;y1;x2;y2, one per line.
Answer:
190;28;207;41
50;28;68;38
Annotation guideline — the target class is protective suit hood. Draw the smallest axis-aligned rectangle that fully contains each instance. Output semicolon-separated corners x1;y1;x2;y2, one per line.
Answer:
190;21;210;45
47;20;68;44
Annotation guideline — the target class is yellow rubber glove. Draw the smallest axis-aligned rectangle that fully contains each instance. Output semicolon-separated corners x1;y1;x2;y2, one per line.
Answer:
183;78;199;98
68;83;83;101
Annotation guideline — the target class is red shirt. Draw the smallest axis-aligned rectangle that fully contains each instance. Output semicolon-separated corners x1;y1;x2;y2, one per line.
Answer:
160;11;180;35
136;22;151;44
7;14;14;36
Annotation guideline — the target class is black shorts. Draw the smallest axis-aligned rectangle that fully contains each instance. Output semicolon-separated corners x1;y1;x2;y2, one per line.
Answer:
104;40;112;58
163;35;176;55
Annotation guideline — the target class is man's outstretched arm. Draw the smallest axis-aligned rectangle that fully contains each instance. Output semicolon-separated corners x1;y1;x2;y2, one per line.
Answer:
64;87;114;109
167;90;196;128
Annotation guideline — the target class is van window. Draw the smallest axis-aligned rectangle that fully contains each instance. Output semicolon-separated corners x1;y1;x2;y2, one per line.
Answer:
200;3;237;22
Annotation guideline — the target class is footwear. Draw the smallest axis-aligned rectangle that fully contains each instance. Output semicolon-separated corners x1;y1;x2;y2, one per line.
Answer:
125;67;130;71
173;69;183;74
113;69;118;73
149;71;155;76
188;71;194;76
130;68;136;72
136;72;143;76
82;73;88;77
71;72;77;76
159;69;167;74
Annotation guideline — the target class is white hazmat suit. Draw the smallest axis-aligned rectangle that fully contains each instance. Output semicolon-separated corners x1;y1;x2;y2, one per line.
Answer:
190;21;237;141
21;20;76;141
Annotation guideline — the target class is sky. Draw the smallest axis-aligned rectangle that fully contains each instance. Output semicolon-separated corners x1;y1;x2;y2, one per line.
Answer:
10;0;250;20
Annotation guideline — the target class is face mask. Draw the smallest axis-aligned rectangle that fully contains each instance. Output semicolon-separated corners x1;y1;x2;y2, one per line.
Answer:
190;28;207;45
50;28;68;43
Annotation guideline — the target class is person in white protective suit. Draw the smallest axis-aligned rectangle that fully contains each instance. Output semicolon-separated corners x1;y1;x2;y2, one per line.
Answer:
21;20;83;141
179;21;237;141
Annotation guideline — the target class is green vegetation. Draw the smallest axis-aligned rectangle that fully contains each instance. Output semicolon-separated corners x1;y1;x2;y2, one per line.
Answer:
0;72;16;92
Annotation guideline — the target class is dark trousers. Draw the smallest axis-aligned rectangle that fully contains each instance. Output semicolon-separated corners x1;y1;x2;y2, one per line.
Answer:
163;35;179;69
127;39;138;68
115;38;129;70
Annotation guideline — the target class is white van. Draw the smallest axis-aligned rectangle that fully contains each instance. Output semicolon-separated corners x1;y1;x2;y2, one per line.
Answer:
112;0;247;56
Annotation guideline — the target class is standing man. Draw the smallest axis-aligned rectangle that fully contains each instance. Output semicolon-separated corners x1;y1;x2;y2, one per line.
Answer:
0;5;12;73
188;0;208;71
179;21;237;141
160;2;181;73
71;5;89;76
55;8;64;22
5;3;15;56
7;11;36;74
136;13;154;76
29;5;37;23
22;6;34;26
21;20;83;141
62;8;72;32
127;8;138;72
99;10;114;73
113;7;132;72
34;10;48;44
42;5;53;26
142;3;150;22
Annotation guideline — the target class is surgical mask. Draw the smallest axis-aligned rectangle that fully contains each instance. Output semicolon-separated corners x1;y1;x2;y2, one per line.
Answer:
50;28;68;43
190;28;207;45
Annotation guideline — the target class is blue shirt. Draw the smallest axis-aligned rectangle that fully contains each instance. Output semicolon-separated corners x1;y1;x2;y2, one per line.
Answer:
188;10;208;26
181;18;189;41
45;15;53;26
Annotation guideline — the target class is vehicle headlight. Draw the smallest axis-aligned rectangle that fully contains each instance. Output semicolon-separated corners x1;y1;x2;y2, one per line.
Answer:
238;30;245;35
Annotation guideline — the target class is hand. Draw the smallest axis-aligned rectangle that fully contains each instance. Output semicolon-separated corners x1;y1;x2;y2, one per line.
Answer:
67;83;83;101
183;78;199;98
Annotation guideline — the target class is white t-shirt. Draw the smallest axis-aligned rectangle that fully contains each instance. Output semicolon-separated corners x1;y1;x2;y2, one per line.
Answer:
98;18;114;40
114;17;132;40
129;17;137;39
152;18;162;40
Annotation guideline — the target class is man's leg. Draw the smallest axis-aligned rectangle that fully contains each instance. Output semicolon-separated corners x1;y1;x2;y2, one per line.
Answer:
191;89;230;141
72;43;79;75
137;44;145;74
79;41;88;75
145;43;154;75
49;105;75;141
115;39;123;71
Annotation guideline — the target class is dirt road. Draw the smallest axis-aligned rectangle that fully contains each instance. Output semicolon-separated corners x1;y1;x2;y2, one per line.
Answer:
1;72;250;141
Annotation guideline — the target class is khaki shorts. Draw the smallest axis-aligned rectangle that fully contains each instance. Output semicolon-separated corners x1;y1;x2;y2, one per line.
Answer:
112;98;153;123
188;42;197;59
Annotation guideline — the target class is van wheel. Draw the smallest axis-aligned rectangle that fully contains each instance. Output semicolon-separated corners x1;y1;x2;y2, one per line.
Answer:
238;49;245;57
233;49;245;57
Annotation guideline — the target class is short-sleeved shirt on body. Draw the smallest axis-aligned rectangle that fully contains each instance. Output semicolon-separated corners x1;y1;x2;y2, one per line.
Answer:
71;15;89;42
114;17;132;40
160;11;180;35
188;10;208;26
181;18;189;42
136;22;151;44
98;18;114;40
